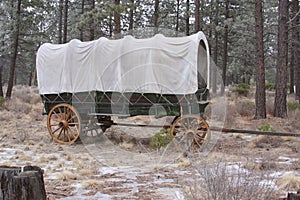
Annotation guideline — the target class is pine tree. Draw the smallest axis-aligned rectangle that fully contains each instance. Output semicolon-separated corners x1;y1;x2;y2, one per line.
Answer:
274;0;288;118
255;0;266;119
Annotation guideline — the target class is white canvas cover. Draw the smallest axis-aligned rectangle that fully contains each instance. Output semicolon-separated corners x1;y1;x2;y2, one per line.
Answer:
36;31;210;95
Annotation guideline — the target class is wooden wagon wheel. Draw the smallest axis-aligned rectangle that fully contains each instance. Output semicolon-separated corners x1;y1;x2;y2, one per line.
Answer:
170;115;210;154
47;103;81;144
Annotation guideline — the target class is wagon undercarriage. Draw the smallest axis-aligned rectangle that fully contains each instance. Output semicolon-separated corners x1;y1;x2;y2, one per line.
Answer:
43;90;210;155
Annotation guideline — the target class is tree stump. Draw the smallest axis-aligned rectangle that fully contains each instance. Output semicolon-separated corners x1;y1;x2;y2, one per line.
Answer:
287;189;300;200
0;166;46;200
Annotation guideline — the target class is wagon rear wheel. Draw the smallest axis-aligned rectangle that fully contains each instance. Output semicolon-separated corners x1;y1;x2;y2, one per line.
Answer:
47;103;81;144
170;115;210;155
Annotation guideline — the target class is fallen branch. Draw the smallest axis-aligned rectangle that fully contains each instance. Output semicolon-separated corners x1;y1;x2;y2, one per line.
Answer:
210;127;300;137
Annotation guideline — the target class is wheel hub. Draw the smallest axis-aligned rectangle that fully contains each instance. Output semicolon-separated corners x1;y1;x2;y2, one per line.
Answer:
59;120;68;128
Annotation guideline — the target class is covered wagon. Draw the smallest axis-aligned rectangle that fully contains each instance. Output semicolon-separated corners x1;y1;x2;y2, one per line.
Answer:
36;31;211;153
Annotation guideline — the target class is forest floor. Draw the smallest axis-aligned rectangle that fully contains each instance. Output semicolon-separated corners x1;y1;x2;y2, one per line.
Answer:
0;85;300;199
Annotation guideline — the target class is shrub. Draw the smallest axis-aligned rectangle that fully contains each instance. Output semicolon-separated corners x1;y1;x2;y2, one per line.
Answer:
258;123;275;132
287;102;300;111
185;159;277;200
236;100;255;117
265;82;275;90
150;128;172;149
233;83;250;96
277;173;300;191
0;97;5;107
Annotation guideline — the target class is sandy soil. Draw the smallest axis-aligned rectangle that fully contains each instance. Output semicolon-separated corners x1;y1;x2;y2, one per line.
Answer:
0;86;299;199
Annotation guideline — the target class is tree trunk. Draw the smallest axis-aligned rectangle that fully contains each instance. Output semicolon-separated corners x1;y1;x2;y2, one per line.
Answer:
287;191;300;200
289;45;295;94
89;0;95;41
175;0;180;33
254;0;266;119
109;13;113;37
0;64;3;97
194;0;200;32
185;0;190;36
221;0;229;95
153;0;159;34
58;0;63;44
274;0;288;117
289;0;299;94
129;0;134;30
63;0;69;43
292;0;300;102
28;66;33;86
114;0;121;38
0;166;46;200
80;0;85;41
212;0;219;94
6;0;21;99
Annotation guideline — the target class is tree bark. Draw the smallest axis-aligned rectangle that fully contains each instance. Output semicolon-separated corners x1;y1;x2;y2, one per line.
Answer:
80;0;85;41
221;0;229;95
289;44;295;94
289;0;299;94
287;191;300;200
185;0;190;36
212;0;219;94
89;0;95;41
274;0;288;117
0;166;46;200
6;0;21;99
114;0;121;38
129;0;134;30
0;64;3;97
58;0;63;44
153;0;159;34
194;0;200;32
175;0;180;33
291;0;300;102
254;0;266;119
63;0;69;43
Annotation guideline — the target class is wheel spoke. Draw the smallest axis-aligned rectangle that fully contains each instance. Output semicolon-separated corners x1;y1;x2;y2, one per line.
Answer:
68;122;79;126
51;126;62;135
66;127;75;139
57;128;64;140
65;128;71;142
50;123;60;127
64;106;67;120
50;116;61;122
52;110;62;120
67;114;77;123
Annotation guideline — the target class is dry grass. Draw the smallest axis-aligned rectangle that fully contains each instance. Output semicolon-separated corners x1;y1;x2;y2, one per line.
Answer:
252;135;284;148
184;158;277;200
277;173;300;191
82;179;101;190
57;170;79;181
0;110;13;121
235;99;255;117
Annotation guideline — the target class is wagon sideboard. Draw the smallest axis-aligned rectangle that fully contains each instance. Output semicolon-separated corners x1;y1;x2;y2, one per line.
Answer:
41;88;209;118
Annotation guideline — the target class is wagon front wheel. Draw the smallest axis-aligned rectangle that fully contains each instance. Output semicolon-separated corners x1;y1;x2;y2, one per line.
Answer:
47;103;81;144
170;115;210;155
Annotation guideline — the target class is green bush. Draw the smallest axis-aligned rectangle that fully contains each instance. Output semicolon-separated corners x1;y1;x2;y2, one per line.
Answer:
258;123;275;132
233;83;250;96
150;128;172;149
287;102;300;111
265;82;275;90
0;97;5;107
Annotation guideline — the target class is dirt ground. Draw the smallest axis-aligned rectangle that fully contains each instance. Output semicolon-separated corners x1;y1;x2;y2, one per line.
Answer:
0;85;299;199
